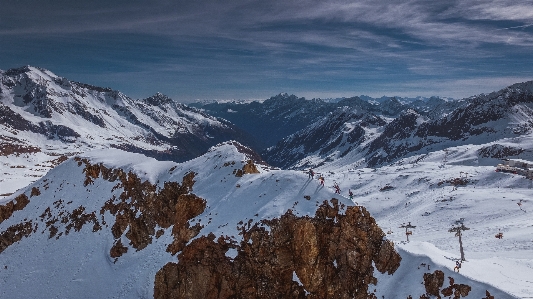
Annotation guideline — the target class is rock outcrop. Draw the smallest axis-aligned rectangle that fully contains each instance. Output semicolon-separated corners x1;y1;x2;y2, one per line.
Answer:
234;160;260;177
420;270;472;299
0;194;30;224
423;270;445;297
76;157;206;257
154;199;402;299
0;157;207;259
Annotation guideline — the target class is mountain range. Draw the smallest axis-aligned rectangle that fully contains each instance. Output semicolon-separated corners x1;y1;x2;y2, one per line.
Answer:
262;82;533;169
1;65;532;298
0;66;255;195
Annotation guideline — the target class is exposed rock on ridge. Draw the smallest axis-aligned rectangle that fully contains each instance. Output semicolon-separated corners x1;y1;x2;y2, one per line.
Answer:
0;156;208;259
154;199;402;299
76;157;206;257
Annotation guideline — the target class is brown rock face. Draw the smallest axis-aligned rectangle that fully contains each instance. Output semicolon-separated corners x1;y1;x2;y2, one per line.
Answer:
0;194;30;224
235;160;260;177
242;160;260;174
482;290;495;299
0;221;34;253
155;234;236;299
441;277;471;299
30;187;41;197
420;271;472;299
154;199;402;299
76;158;206;257
423;270;444;297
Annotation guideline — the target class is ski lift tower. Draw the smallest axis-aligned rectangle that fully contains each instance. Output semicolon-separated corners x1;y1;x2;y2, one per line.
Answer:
399;222;416;242
449;222;470;261
442;149;449;165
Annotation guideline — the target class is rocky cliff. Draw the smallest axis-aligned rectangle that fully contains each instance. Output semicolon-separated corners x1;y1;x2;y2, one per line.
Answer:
154;199;401;299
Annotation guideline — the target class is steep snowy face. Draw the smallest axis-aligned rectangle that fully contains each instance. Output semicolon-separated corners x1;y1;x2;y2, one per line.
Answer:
0;66;254;196
369;82;533;165
265;81;533;169
262;108;386;169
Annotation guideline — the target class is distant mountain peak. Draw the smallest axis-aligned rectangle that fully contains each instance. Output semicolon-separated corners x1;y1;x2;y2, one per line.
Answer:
508;80;533;93
143;92;173;106
0;66;258;193
4;65;55;78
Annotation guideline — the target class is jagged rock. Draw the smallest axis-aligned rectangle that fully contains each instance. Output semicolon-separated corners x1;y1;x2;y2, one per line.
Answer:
478;144;524;159
30;187;41;197
167;194;206;255
0;221;34;253
423;270;444;297
0;194;30;224
242;160;260;174
154;234;236;299
154;199;401;299
76;156;208;256
235;160;260;177
441;277;471;298
0;158;207;258
110;239;128;258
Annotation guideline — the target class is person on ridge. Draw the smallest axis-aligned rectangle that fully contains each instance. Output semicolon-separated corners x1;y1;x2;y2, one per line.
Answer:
454;261;461;272
318;176;325;186
349;189;354;200
308;169;315;179
334;182;341;194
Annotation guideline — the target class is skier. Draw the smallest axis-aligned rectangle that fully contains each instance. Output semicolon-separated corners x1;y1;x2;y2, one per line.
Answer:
334;182;341;194
453;261;461;272
318;176;325;186
308;169;315;179
349;189;354;200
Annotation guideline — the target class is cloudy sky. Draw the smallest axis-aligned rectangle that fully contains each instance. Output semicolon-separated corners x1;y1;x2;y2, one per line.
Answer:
1;0;533;102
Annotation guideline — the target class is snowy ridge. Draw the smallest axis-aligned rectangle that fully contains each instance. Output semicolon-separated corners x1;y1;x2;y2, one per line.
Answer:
264;80;533;170
0;66;252;197
191;93;452;151
1;142;530;297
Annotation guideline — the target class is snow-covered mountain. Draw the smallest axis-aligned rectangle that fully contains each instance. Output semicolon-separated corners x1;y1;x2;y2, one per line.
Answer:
190;94;334;149
262;107;387;169
264;81;533;169
190;93;451;150
1;66;533;298
0;66;254;196
0;141;523;298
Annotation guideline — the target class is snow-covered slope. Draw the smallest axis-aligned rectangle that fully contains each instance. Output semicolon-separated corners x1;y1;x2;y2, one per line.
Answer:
0;142;527;298
262;107;387;169
264;81;533;170
191;93;450;151
0;66;253;197
315;140;533;298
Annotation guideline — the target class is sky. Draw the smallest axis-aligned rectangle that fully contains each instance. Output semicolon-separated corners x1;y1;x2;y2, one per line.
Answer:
1;0;533;102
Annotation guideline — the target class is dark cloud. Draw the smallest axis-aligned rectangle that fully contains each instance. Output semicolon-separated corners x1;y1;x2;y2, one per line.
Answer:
1;0;532;101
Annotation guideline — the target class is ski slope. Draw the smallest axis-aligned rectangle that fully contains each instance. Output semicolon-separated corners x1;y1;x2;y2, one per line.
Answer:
316;142;533;298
